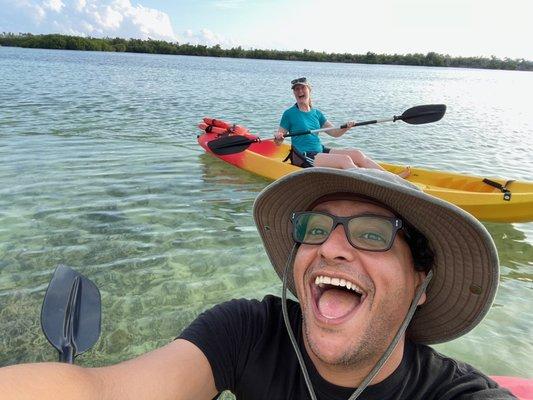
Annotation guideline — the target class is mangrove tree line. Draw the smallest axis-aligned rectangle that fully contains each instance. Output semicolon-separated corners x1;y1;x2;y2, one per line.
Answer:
1;33;531;71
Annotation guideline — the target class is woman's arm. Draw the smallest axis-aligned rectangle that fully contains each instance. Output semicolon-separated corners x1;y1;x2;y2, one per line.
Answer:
0;339;217;400
323;120;355;138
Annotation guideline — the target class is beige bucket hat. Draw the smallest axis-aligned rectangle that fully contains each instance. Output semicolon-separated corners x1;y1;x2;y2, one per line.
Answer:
253;167;499;344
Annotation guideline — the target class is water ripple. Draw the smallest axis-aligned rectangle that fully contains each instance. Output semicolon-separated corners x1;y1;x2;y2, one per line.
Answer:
0;48;531;376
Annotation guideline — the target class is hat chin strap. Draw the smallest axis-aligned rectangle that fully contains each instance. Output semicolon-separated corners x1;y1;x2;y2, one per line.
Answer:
281;244;318;400
281;245;434;400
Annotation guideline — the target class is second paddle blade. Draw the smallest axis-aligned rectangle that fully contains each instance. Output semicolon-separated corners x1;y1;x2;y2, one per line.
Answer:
207;135;258;155
398;104;446;124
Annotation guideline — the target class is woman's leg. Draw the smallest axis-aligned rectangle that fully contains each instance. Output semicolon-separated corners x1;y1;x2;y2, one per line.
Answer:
314;153;357;169
329;148;384;170
328;148;411;178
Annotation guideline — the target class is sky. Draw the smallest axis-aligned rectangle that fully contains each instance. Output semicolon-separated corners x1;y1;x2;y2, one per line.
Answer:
1;0;532;60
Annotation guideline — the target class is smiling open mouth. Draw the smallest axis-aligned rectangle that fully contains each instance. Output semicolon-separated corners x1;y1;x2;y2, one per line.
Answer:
313;275;364;320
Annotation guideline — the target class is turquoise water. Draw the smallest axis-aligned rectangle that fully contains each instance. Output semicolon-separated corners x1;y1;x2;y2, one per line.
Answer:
0;47;532;378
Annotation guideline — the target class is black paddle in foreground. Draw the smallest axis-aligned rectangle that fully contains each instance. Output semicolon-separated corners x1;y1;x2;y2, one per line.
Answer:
207;104;446;156
41;265;101;363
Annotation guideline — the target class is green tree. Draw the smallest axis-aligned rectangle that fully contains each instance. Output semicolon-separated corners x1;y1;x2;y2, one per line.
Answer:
0;33;531;71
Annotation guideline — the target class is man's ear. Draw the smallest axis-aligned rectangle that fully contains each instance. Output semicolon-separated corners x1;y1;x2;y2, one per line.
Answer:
416;270;427;306
417;291;427;306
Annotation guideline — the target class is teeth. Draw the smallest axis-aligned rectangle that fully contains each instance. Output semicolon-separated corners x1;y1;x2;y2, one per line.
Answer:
314;275;362;294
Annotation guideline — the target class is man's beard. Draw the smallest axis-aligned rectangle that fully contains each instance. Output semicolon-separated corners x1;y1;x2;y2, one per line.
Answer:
301;296;401;369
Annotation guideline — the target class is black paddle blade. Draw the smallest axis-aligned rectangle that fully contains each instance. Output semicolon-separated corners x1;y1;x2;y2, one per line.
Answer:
41;265;101;363
207;135;258;155
396;104;446;125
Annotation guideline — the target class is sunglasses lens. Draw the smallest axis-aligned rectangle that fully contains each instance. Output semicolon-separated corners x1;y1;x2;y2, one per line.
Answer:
293;213;333;244
348;216;394;251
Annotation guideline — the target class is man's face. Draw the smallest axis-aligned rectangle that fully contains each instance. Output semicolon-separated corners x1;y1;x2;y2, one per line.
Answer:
293;199;426;368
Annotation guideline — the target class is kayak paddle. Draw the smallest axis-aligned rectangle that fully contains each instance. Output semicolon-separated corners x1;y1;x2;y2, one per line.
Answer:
207;104;446;155
41;265;101;363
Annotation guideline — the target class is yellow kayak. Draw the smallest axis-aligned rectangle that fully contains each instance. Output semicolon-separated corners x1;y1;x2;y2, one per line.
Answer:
198;123;533;223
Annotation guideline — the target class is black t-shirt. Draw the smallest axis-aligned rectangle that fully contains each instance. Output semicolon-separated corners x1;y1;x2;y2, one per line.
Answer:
178;295;515;400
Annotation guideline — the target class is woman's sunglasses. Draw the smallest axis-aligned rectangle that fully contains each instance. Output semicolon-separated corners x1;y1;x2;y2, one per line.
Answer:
291;77;307;85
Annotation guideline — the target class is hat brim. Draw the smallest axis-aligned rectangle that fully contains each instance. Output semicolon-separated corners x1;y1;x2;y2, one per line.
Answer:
253;167;499;344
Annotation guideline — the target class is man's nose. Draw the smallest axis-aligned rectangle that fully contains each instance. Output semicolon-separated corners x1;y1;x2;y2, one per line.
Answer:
316;224;355;261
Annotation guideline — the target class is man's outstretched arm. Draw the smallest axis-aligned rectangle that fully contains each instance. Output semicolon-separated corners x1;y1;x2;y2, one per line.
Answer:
0;339;217;400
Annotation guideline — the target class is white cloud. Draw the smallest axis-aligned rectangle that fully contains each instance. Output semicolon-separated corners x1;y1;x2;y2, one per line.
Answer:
91;5;123;30
34;4;46;21
0;0;177;41
182;28;236;48
74;0;86;12
3;0;47;23
129;5;175;39
211;0;245;10
43;0;64;12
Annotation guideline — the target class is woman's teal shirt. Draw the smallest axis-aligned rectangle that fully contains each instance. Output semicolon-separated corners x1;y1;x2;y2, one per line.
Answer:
279;104;327;153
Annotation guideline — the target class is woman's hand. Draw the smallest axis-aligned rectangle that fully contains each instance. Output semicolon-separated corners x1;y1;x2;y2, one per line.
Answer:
274;128;287;145
344;121;356;129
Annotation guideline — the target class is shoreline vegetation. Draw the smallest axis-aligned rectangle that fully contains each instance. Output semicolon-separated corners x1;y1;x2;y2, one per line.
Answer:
1;33;532;71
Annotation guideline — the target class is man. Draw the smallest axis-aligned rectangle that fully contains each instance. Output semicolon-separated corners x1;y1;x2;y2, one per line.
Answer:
0;168;515;399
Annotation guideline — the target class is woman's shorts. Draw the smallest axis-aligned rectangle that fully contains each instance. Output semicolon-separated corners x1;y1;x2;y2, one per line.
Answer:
288;146;330;168
305;146;331;160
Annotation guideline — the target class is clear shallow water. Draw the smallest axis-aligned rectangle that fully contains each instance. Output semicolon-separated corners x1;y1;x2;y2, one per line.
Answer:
0;47;531;378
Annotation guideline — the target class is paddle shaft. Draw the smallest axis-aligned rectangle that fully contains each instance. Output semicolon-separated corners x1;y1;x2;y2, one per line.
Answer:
59;276;81;363
283;104;445;138
60;346;75;363
283;117;394;138
207;104;446;155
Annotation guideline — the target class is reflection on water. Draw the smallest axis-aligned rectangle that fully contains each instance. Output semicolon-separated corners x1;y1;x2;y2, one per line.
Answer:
487;222;533;282
0;48;531;379
434;220;533;377
198;152;268;194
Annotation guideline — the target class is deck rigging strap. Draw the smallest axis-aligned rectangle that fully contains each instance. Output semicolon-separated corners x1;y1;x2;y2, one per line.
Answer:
282;147;315;168
482;178;515;201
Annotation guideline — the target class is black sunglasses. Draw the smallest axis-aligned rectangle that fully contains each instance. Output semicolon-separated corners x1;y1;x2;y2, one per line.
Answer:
291;77;307;85
291;211;404;252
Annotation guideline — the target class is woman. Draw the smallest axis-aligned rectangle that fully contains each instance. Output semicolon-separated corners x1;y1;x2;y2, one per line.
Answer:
274;77;410;177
